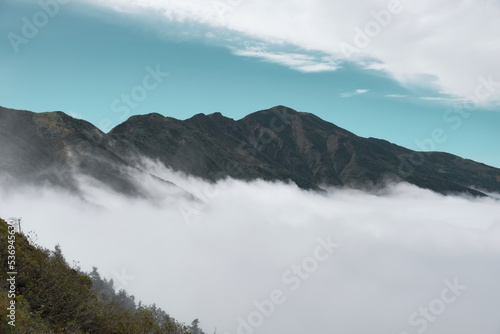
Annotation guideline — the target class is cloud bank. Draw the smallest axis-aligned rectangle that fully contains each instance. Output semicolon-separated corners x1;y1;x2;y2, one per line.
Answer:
1;161;500;334
79;0;500;104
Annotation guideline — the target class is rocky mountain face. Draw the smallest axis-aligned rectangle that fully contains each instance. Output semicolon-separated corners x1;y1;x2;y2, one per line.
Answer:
1;105;499;196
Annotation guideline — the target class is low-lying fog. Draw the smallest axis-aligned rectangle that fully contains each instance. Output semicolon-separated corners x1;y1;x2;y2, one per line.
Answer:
1;160;500;334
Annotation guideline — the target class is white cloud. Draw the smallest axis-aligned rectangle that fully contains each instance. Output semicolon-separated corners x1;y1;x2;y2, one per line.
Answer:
420;96;454;101
233;44;339;73
419;96;470;105
81;0;500;104
1;161;500;334
386;94;407;98
341;89;369;98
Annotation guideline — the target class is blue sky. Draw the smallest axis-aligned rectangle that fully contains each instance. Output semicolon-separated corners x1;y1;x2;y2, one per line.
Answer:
1;0;499;167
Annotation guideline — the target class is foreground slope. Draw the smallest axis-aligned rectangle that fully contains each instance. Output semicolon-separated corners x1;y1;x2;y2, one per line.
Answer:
1;105;499;196
0;218;190;334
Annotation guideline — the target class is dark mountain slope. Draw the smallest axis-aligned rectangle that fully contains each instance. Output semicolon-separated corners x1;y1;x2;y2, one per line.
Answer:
0;106;187;197
1;105;499;196
109;106;499;195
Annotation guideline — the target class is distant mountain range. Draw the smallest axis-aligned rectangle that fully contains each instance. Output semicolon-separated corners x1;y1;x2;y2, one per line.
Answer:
1;105;499;197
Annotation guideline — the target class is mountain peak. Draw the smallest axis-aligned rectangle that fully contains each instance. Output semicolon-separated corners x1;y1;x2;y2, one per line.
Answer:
270;105;299;113
246;105;299;117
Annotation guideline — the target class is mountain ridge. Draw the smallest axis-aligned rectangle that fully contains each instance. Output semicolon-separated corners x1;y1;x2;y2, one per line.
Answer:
1;105;499;197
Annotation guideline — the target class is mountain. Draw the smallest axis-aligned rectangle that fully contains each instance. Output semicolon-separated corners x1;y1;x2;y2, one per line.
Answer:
0;106;188;198
1;105;499;196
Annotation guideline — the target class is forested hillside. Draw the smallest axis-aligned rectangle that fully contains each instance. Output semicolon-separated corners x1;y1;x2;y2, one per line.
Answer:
0;218;198;334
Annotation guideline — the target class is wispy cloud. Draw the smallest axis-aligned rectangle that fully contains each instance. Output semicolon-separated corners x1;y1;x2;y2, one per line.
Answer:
420;97;455;101
419;96;470;104
386;94;408;98
233;44;339;73
341;89;369;98
82;0;500;103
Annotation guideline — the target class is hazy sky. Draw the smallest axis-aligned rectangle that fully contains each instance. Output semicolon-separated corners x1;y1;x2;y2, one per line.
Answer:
1;0;500;167
1;163;500;334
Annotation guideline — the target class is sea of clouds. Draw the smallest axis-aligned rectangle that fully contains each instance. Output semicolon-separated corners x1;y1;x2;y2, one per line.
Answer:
1;160;500;334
